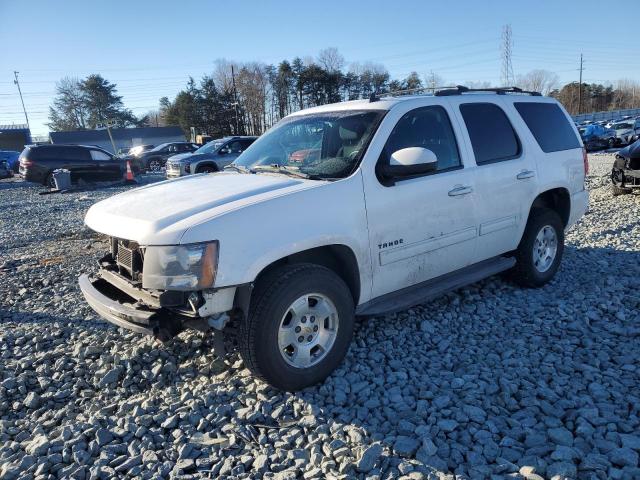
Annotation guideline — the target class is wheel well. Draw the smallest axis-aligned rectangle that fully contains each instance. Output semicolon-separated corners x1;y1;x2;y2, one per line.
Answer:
253;245;361;305
530;188;570;226
196;162;218;172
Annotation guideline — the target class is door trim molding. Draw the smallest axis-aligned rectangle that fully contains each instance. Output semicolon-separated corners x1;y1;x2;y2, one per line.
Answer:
379;226;477;266
479;215;517;236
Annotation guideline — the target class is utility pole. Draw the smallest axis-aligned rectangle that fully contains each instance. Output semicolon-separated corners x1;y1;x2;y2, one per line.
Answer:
501;25;515;87
13;71;30;128
230;65;240;135
578;54;584;115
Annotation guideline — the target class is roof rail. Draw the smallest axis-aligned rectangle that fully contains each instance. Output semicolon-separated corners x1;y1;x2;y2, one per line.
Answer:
435;85;542;97
370;86;459;102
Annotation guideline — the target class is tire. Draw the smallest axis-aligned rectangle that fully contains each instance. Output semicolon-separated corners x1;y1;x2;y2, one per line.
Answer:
148;159;162;172
612;185;632;196
238;263;355;391
511;208;564;288
44;172;56;189
197;165;217;174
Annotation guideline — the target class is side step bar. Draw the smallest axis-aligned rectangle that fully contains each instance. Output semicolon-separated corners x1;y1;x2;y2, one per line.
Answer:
356;256;516;316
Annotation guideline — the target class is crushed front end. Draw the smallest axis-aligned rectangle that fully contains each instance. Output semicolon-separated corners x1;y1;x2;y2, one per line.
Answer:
612;141;640;190
79;237;236;343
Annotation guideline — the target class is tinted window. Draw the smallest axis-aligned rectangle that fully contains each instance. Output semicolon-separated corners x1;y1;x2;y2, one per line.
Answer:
514;103;581;153
460;103;520;164
227;140;244;153
240;138;255;149
90;150;112;161
382;106;461;172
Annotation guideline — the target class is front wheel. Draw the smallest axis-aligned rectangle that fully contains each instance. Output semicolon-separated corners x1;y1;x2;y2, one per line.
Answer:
238;264;355;391
197;165;216;174
511;208;564;288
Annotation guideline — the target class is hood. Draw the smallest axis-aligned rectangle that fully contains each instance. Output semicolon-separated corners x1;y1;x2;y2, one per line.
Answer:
168;152;213;164
167;152;194;163
84;172;323;245
619;139;640;159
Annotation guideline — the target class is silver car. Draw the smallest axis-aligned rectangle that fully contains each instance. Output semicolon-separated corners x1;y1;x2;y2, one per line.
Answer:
611;121;640;146
165;136;257;178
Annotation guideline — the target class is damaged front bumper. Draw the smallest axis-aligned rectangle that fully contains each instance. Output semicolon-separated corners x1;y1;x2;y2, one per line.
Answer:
79;269;237;341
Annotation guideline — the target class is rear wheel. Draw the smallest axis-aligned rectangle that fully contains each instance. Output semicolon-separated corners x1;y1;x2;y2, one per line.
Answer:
44;172;56;189
148;159;162;172
511;208;564;288
238;264;355;391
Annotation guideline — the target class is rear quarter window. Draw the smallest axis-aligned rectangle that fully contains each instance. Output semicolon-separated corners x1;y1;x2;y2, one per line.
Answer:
514;102;581;153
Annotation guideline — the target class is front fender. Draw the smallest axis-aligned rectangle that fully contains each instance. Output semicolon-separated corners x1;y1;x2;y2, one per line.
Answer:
180;173;374;304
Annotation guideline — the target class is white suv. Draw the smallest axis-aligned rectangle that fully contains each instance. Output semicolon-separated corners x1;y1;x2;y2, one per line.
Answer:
79;86;589;391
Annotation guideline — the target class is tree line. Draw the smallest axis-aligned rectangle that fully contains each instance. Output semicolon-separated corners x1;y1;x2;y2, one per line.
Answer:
47;48;640;136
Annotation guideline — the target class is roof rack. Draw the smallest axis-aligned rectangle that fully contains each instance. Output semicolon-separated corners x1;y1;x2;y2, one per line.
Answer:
369;85;541;102
435;85;541;96
369;86;458;102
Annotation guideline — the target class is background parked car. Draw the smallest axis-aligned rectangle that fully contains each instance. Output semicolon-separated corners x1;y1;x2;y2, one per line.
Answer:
165;136;257;178
0;150;21;173
610;121;636;146
579;124;617;151
18;145;127;187
0;160;12;179
137;142;199;171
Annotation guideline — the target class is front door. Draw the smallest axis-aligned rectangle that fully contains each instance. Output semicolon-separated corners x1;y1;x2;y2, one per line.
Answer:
363;104;479;299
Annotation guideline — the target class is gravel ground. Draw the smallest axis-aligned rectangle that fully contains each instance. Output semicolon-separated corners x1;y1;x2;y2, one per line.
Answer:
1;158;639;480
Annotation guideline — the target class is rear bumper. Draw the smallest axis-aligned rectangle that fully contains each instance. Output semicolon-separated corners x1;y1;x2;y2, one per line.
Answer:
79;274;159;335
568;189;589;228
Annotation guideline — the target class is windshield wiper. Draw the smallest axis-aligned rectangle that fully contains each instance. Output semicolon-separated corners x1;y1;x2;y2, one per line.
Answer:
250;165;322;180
223;164;251;174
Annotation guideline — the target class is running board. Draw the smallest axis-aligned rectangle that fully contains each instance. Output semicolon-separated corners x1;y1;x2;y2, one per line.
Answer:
356;256;516;316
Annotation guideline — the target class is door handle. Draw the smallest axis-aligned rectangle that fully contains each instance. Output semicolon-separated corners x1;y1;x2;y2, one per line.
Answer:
516;170;535;180
448;185;473;196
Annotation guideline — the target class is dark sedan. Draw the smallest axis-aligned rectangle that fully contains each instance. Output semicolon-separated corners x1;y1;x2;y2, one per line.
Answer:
579;124;617;151
136;142;199;171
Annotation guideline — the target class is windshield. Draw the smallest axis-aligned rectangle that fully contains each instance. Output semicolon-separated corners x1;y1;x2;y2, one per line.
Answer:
613;123;632;130
196;140;225;154
233;110;385;179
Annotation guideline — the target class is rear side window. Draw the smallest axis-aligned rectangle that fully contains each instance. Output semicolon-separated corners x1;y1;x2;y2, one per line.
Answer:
514;102;581;152
460;103;520;165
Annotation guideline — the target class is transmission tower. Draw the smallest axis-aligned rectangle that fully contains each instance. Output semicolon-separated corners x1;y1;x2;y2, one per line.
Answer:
501;25;515;87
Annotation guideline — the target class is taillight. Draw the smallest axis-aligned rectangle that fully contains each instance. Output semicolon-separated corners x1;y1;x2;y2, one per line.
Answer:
582;147;589;175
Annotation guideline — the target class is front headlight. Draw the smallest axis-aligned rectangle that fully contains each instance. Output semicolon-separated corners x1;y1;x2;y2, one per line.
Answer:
142;241;218;291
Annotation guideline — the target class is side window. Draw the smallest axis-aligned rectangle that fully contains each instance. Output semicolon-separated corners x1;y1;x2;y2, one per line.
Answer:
241;139;255;149
381;105;461;173
90;150;112;161
228;140;244;153
460;103;520;165
514;102;581;153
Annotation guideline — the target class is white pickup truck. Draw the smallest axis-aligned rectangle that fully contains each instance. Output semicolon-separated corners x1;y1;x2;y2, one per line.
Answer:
80;86;588;391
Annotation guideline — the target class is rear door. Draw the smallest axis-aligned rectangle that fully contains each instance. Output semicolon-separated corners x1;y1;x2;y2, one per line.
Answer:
91;149;121;180
448;98;537;261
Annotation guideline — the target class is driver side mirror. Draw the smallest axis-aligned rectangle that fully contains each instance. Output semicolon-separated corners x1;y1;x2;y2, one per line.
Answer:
379;147;438;179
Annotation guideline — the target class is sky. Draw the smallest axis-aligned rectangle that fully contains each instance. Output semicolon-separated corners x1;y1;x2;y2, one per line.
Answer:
1;0;637;137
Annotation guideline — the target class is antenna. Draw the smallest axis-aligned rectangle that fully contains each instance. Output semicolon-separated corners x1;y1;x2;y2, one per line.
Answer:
501;25;515;87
